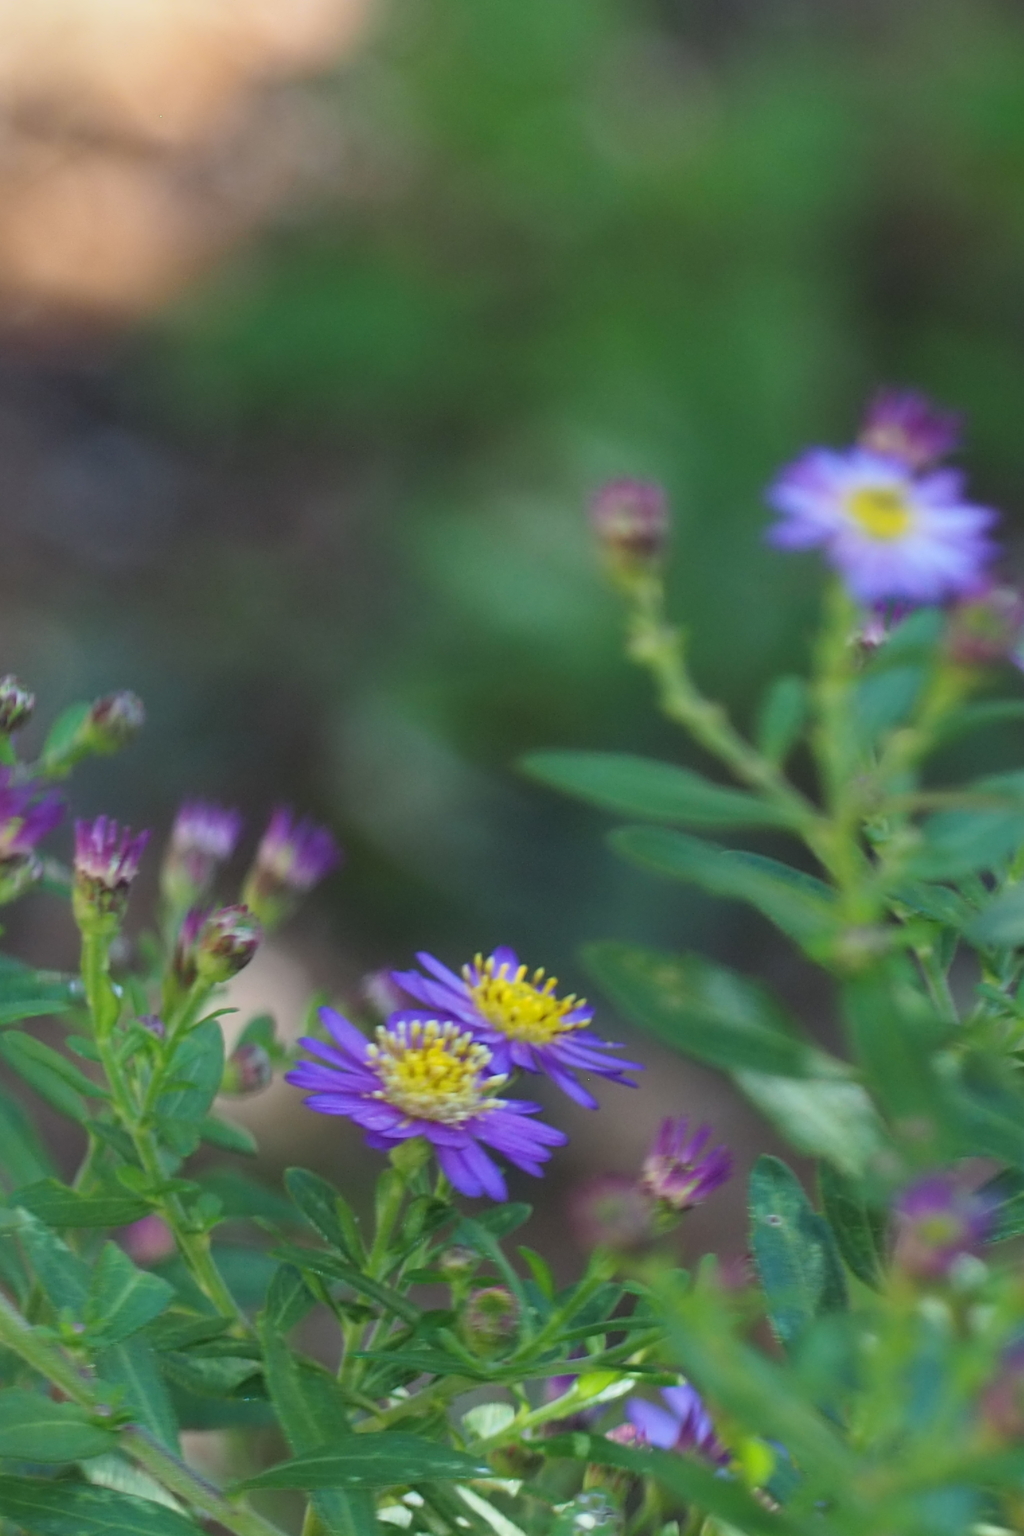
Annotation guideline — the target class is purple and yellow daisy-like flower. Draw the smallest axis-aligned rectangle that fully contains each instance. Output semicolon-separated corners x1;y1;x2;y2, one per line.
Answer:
766;445;997;605
391;948;641;1109
893;1171;994;1281
625;1385;729;1466
286;1007;566;1202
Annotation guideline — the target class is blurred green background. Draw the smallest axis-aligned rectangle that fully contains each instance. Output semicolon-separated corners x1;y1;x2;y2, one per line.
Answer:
6;0;1024;1257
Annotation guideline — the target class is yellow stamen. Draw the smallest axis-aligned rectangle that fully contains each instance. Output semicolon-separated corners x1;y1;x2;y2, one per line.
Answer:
465;955;585;1045
368;1018;506;1125
845;485;913;540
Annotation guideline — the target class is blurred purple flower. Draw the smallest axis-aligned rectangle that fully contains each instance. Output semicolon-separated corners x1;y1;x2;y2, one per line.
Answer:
894;1171;995;1280
858;388;962;471
767;446;997;604
244;807;341;924
163;799;242;905
640;1117;733;1213
392;948;641;1108
286;1007;565;1202
589;479;669;563
0;769;62;861
569;1174;654;1253
626;1385;728;1466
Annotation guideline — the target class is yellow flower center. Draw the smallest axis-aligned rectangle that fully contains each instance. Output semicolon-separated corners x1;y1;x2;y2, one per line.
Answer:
845;485;913;541
465;955;585;1045
368;1018;506;1125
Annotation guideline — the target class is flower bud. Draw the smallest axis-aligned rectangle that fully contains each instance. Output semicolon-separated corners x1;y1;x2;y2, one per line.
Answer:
857;388;961;472
242;807;341;928
462;1286;519;1352
947;585;1024;667
221;1041;273;1096
438;1246;479;1281
0;677;34;733
194;904;262;985
488;1442;544;1480
583;1425;647;1501
118;1213;175;1265
640;1117;732;1223
161;800;243;911
72;817;149;936
86;692;145;755
589;479;669;578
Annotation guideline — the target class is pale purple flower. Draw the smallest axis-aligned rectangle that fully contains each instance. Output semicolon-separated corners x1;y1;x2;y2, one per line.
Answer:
164;800;242;902
640;1117;733;1212
589;479;669;562
569;1174;654;1252
625;1386;728;1466
858;388;962;471
0;769;63;861
947;583;1024;667
894;1171;995;1280
74;816;149;890
243;807;341;924
391;948;641;1108
766;446;997;604
286;1007;566;1202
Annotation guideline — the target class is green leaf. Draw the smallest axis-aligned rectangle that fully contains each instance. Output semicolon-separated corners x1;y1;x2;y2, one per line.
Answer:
608;828;836;947
935;698;1024;744
13;1179;150;1229
97;1339;179;1451
161;1353;263;1397
203;1170;296;1226
890;883;974;929
851;665;925;745
13;1209;91;1313
265;1265;317;1333
270;1245;420;1324
462;1203;531;1241
286;1167;363;1261
749;1156;847;1348
0;1032;98;1122
520;751;794;828
154;1020;224;1156
238;1435;490;1491
755;675;808;764
199;1115;258;1156
583;942;814;1077
734;1071;885;1180
86;1243;175;1345
0;961;77;1025
543;1434;795;1536
259;1308;375;1536
818;1164;886;1289
981;1168;1024;1242
0;1389;117;1462
0;1086;54;1190
39;700;92;770
237;1013;276;1050
905;804;1024;882
964;884;1024;947
0;1477;201;1535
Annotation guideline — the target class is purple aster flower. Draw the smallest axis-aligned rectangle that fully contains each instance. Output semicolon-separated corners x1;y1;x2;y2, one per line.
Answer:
766;446;997;604
391;948;641;1108
162;800;242;908
589;479;670;564
946;583;1024;668
893;1171;995;1280
243;807;341;926
286;1007;566;1202
0;769;63;862
72;816;150;934
640;1117;733;1213
858;388;962;472
625;1385;729;1466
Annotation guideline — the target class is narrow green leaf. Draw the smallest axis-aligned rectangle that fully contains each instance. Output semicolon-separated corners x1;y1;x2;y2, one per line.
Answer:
936;698;1024;744
238;1436;490;1491
155;1021;224;1156
0;1390;116;1462
851;665;925;745
734;1071;886;1179
199;1115;258;1156
86;1242;175;1345
520;750;795;828
755;675;808;764
749;1156;847;1348
285;1167;363;1261
259;1308;375;1536
981;1168;1024;1242
96;1339;179;1452
39;700;92;769
0;1477;201;1535
905;805;1024;882
584;942;813;1077
14;1210;91;1313
0;1033;94;1122
818;1164;886;1289
608;828;836;947
265;1265;317;1332
0;966;77;1025
0;1086;54;1190
964;884;1024;947
14;1178;150;1229
161;1353;263;1397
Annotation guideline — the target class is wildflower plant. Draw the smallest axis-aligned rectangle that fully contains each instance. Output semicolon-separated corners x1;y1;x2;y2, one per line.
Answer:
5;389;1024;1536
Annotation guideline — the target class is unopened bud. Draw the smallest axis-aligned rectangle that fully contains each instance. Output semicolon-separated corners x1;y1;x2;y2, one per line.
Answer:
0;677;34;733
488;1443;544;1479
569;1174;654;1253
589;479;669;574
583;1425;647;1500
195;904;262;984
462;1286;519;1351
72;817;149;936
86;692;145;755
438;1246;479;1281
221;1041;273;1096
